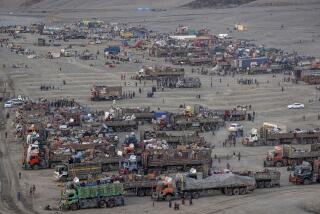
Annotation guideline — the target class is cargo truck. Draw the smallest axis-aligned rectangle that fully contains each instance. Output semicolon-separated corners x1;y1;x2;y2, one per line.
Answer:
243;123;320;146
264;144;320;167
104;120;138;132
289;160;320;185
155;113;224;132
22;143;71;169
234;169;280;188
91;86;122;101
151;172;256;201
141;148;212;175
140;130;207;147
123;176;157;197
138;66;185;80
60;179;124;210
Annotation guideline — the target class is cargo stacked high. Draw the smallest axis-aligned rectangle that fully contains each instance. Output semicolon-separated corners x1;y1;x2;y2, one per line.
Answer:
60;179;124;210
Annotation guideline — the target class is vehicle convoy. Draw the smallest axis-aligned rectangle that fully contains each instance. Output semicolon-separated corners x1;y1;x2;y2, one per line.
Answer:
60;179;124;210
151;172;256;201
234;169;281;188
91;85;122;101
264;144;320;167
140;131;207;147
289;160;320;185
243;123;320;146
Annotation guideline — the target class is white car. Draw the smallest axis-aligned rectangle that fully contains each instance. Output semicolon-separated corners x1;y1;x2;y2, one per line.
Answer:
4;101;13;108
228;123;243;132
287;103;304;109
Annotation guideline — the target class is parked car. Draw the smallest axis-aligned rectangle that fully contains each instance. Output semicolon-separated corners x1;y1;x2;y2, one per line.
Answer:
313;128;320;133
4;101;13;108
228;123;243;132
293;128;306;134
287;103;304;109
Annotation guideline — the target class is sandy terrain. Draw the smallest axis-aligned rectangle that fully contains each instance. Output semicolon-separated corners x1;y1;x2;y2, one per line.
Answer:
0;0;320;214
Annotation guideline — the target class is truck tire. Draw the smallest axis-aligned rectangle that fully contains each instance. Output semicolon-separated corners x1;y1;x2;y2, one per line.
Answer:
239;188;247;195
232;188;240;195
99;200;106;208
137;189;145;197
192;192;200;199
50;163;56;168
107;200;115;208
258;182;264;189
70;203;78;210
303;179;311;185
276;162;282;167
264;182;271;188
224;188;233;196
33;164;39;170
165;194;172;201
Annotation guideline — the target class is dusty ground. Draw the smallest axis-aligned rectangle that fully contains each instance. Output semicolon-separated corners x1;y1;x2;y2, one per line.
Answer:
1;0;320;214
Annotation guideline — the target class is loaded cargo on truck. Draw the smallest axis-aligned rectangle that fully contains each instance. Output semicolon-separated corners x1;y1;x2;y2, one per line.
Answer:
140;130;207;147
243;123;320;146
60;179;124;210
151;172;256;201
91;85;122;101
264;144;320;167
234;169;280;188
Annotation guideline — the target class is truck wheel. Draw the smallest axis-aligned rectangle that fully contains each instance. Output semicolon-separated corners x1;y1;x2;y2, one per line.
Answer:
258;182;264;189
70;203;78;210
224;188;233;196
50;163;56;168
33;164;39;170
137;189;145;197
232;188;240;195
99;201;106;208
239;188;247;195
107;200;115;208
264;182;271;188
165;194;172;201
192;192;200;199
276;162;282;167
303;179;311;185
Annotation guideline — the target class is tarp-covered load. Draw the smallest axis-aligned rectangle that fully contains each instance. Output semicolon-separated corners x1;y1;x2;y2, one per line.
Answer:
179;173;256;190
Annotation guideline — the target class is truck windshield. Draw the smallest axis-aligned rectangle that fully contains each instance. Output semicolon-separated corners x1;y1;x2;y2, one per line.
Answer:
294;167;302;175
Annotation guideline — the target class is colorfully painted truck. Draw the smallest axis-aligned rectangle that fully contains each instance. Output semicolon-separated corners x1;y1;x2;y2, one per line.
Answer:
60;180;124;210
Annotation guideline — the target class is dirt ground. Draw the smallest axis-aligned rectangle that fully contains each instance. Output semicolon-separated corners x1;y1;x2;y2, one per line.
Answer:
1;1;320;214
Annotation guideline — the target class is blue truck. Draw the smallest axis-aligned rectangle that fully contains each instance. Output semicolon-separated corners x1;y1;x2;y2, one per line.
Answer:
104;46;120;55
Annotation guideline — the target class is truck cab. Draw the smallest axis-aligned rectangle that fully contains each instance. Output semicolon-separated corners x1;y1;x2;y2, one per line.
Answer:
289;162;313;184
243;128;258;146
119;158;139;174
60;189;78;210
264;146;283;167
151;179;175;201
54;164;68;181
